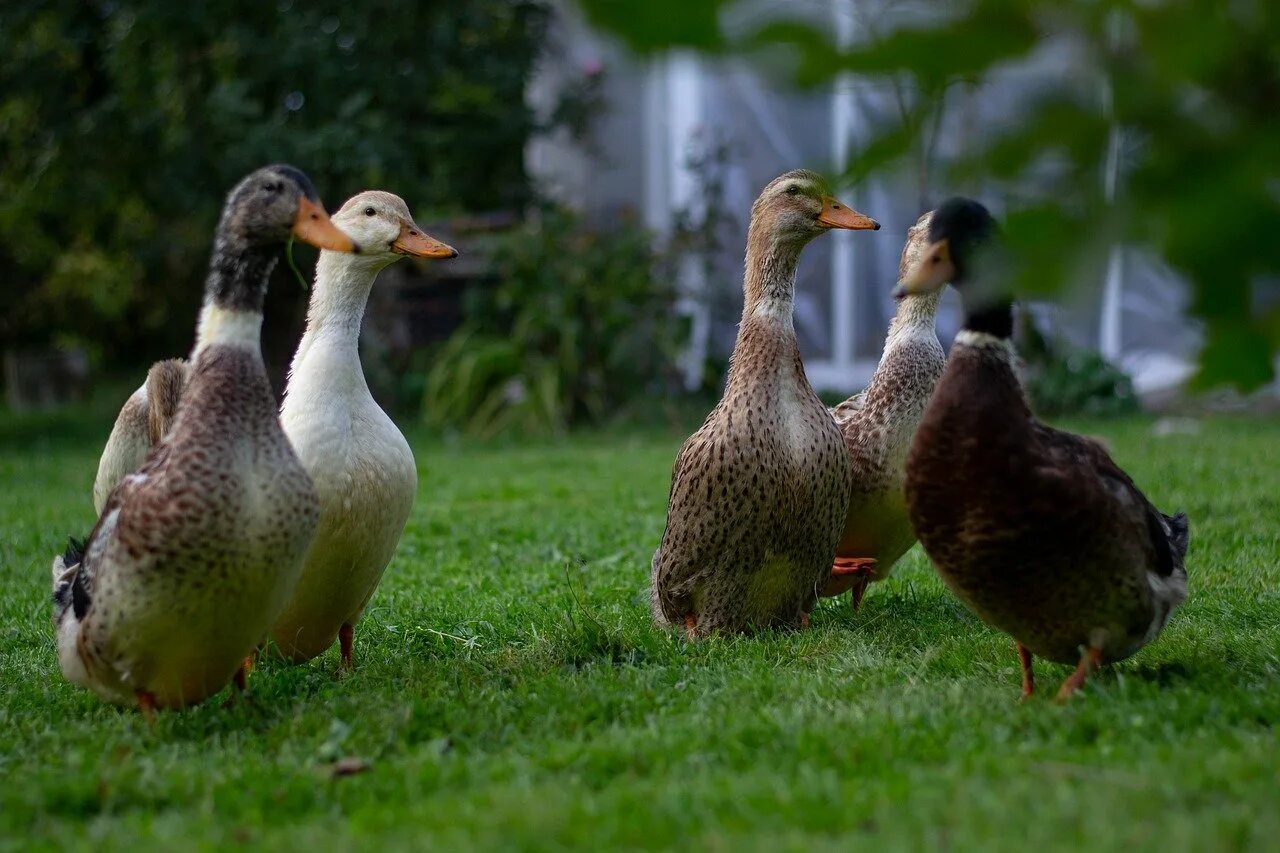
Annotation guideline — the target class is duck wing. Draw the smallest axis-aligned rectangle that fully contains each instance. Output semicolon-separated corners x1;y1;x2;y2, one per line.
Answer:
93;359;187;514
1030;420;1187;577
57;437;175;623
829;391;867;428
651;423;767;623
93;386;151;514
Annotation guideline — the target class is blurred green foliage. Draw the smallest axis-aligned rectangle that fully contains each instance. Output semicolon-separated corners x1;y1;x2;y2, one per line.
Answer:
0;0;548;362
1019;320;1140;418
1025;348;1138;418
579;0;1280;390
423;207;684;435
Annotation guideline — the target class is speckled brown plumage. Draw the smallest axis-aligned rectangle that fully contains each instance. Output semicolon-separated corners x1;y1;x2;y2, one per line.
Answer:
650;170;878;636
900;198;1189;698
52;165;343;709
68;346;319;707
826;212;945;602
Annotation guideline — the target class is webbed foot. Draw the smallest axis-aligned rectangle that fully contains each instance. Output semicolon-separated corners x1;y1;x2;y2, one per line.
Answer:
135;690;157;723
823;557;878;610
223;656;255;708
1055;647;1103;701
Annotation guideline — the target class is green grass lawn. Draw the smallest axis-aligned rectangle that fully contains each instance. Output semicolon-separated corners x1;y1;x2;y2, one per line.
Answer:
2;408;1278;851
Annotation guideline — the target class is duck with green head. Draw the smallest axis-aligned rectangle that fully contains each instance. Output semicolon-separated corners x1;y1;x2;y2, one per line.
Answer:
897;197;1190;700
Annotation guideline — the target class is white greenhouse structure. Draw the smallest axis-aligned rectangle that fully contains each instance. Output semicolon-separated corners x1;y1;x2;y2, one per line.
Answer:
526;0;1203;397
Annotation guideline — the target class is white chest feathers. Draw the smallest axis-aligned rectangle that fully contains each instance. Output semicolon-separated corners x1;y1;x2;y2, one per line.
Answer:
282;377;417;518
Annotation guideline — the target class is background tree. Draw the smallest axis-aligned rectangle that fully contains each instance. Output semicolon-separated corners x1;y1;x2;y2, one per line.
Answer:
0;0;549;368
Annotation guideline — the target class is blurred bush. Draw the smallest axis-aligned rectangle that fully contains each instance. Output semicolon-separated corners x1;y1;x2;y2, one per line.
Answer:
1016;312;1138;417
423;207;684;435
1025;348;1138;418
577;0;1280;391
0;0;549;365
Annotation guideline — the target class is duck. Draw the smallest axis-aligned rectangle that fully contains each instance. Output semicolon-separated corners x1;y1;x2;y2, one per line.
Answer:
895;197;1190;700
92;359;187;514
650;169;880;637
272;191;456;667
820;211;947;610
51;165;357;713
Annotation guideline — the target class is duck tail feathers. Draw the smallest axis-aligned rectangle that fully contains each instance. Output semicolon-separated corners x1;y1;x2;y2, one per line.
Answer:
51;536;88;623
63;536;86;568
1165;511;1190;561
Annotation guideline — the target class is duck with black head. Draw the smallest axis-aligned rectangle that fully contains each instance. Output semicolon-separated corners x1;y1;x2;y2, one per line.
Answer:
52;165;358;715
651;169;881;637
896;197;1190;701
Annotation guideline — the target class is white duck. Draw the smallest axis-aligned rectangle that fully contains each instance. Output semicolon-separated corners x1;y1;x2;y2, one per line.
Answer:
272;191;456;667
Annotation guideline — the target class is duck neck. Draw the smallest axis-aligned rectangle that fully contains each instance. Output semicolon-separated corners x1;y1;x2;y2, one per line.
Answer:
885;290;941;346
727;224;806;387
288;251;394;387
857;288;946;426
192;238;276;357
949;297;1030;431
958;298;1015;345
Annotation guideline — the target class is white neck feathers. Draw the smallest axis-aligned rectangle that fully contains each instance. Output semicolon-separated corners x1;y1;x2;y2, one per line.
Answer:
285;250;388;394
750;295;795;326
885;292;941;346
302;251;385;340
955;329;1016;357
193;303;262;356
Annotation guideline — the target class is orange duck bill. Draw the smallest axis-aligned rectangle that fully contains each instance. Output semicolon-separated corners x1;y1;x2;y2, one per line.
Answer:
817;196;880;230
392;220;458;259
293;196;360;253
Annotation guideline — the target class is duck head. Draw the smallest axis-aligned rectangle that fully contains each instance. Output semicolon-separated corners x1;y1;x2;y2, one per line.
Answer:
893;197;1012;337
897;211;935;286
218;164;359;254
750;169;880;251
328;191;457;270
893;197;999;299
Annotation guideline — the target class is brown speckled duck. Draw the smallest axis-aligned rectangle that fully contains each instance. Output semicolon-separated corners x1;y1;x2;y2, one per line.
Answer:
51;165;356;713
897;197;1190;700
821;211;946;610
651;170;880;637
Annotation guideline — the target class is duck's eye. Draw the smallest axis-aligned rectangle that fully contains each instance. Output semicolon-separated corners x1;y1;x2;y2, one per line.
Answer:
364;207;376;217
264;182;282;194
785;185;801;196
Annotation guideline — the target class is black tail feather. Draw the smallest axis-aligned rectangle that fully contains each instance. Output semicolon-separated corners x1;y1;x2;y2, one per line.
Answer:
1145;507;1191;578
52;535;89;622
1165;511;1190;560
64;536;86;568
